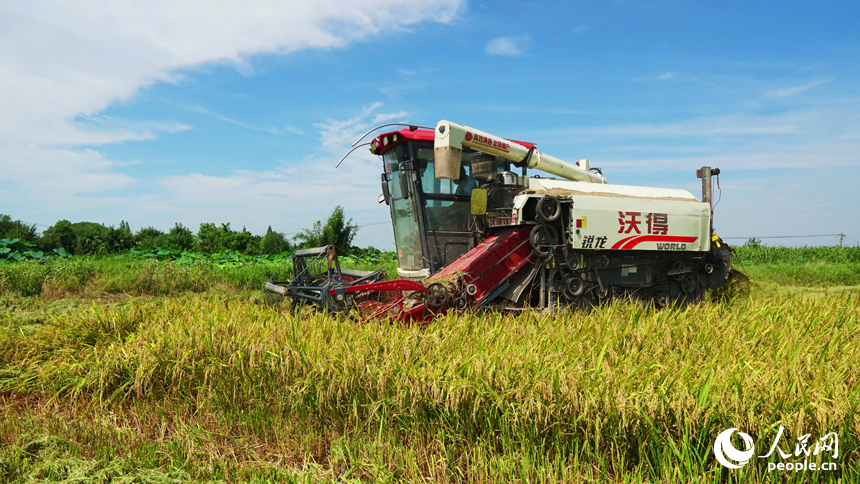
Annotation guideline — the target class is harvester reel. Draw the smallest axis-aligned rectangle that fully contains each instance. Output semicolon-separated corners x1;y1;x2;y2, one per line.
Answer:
264;289;285;308
425;283;449;309
536;196;561;222
529;224;559;257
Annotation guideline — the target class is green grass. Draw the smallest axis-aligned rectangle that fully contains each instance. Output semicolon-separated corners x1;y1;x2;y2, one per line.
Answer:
734;244;860;265
0;256;400;298
742;262;860;287
0;244;852;298
0;249;858;482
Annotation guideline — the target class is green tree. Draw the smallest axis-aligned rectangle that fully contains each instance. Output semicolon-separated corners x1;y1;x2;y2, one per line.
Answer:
105;221;134;253
71;222;110;255
743;237;763;249
260;226;289;254
0;215;38;243
245;234;263;254
134;226;167;249
196;222;262;254
197;223;236;253
166;223;195;251
231;226;258;254
293;206;358;253
40;220;76;253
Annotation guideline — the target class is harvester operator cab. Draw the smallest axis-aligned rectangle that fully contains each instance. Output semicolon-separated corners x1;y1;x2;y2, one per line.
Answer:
372;128;511;280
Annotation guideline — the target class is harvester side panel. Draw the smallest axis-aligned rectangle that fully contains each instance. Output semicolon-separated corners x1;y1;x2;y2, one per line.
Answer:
569;196;710;252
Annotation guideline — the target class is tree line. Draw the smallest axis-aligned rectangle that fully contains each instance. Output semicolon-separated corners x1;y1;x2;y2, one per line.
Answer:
0;206;360;256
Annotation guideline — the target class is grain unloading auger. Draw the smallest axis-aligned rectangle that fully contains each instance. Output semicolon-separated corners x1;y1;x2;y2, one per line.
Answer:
265;120;736;322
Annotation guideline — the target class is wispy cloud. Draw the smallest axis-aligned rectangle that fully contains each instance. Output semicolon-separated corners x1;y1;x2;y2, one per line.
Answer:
657;72;674;80
485;35;531;57
396;67;439;76
191;106;304;136
766;78;829;98
378;84;426;97
315;103;411;150
598;148;859;172
573;25;588;34
559;113;799;138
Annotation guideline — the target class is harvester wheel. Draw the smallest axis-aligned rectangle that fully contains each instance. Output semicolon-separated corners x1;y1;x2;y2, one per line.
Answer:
563;276;585;298
680;274;699;294
536;196;561;222
564;250;580;270
530;224;558;257
425;283;449;309
671;261;688;281
596;284;610;299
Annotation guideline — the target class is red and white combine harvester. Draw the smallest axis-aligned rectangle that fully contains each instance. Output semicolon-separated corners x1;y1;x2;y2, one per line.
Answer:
265;120;735;322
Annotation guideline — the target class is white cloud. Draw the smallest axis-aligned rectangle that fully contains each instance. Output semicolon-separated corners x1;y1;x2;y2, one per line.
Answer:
536;108;859;243
0;0;463;210
765;78;829;98
0;146;135;197
544;107;860;149
155;104;406;246
707;168;860;245
485;35;531;57
657;72;674;80
573;25;588;34
530;106;860;180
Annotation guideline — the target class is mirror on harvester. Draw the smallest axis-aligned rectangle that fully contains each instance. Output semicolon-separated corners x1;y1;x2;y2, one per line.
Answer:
380;173;391;205
399;169;410;200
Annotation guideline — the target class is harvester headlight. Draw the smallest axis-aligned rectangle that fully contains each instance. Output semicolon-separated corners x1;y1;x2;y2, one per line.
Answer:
383;136;390;146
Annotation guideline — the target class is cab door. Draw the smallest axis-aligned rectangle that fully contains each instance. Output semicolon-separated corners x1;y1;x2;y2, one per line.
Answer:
413;145;477;272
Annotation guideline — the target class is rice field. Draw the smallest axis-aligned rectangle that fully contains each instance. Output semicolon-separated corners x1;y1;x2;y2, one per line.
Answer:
0;252;858;483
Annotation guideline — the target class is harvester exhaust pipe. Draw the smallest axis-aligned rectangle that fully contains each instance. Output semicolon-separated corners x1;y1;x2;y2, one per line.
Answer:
697;166;721;222
434;120;607;184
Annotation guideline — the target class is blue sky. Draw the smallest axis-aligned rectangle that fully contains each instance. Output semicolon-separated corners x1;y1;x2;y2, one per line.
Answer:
2;0;858;248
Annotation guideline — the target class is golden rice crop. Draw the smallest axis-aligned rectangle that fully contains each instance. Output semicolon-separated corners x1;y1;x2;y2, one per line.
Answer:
1;290;858;482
